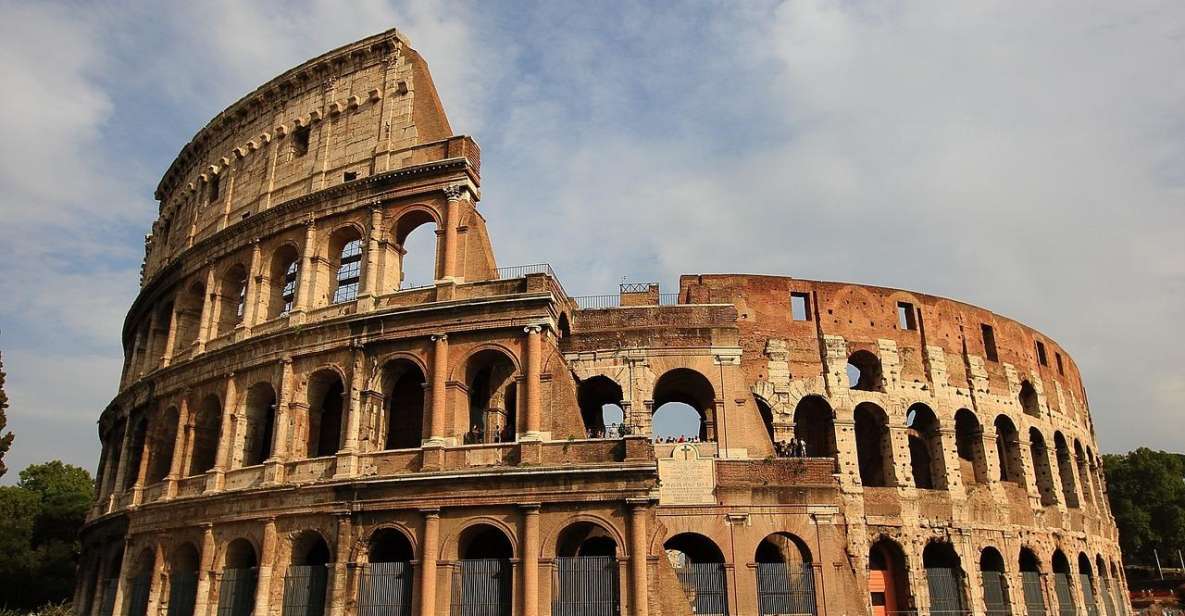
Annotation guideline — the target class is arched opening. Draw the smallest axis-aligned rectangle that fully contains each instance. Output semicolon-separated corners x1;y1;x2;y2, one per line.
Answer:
756;533;816;616
1052;550;1075;616
147;407;179;484
906;403;947;490
328;228;364;304
146;302;173;370
577;376;626;439
980;547;1012;616
868;538;911;616
1030;429;1058;506
793;396;837;460
1109;561;1124;616
1019;381;1040;417
1053;432;1080;508
241;383;276;467
125;549;154;616
283;531;332;616
96;546;125;616
216;264;248;337
652;369;716;442
954;409;988;486
1075;440;1095;507
124;416;148;490
1077;553;1099;616
167;543;200;616
218;539;258;616
1019;548;1046;616
101;421;126;497
1096;554;1116;616
557;313;572;339
307;371;345;458
554;523;620;615
393;210;439;289
465;350;518;444
381;360;426;450
174;280;205;351
923;542;967;614
756;397;777;447
847;350;884;392
359;529;414;616
994;416;1023;485
454;525;513;616
855;402;893;487
189;395;222;476
664;533;727;616
266;244;300;319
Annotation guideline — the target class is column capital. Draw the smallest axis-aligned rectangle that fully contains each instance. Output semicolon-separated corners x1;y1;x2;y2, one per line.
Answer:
420;507;442;518
524;324;543;335
520;503;542;513
431;333;448;342
443;184;467;201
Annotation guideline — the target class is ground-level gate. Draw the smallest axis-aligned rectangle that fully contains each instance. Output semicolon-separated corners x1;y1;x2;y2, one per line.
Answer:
1021;571;1047;616
216;568;258;616
127;574;151;616
282;565;329;616
451;558;512;616
981;571;1011;616
756;562;817;616
1053;573;1076;616
674;562;728;616
552;555;620;616
925;567;966;615
358;562;414;616
167;571;199;616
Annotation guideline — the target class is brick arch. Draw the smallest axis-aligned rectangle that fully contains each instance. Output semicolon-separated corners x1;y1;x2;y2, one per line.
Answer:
544;514;626;559
374;351;430;386
214;533;261;569
319;221;367;257
282;526;336;566
448;343;521;382
440;516;519;561
352;522;419;564
389;204;442;245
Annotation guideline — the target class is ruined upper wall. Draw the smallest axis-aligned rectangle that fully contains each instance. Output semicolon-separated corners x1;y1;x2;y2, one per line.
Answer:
143;29;461;282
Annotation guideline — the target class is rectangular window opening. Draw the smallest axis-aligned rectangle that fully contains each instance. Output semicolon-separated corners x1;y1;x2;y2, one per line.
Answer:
343;171;358;182
790;292;811;321
208;175;221;201
293;126;311;157
897;301;917;330
1036;340;1048;366
981;324;999;362
1055;352;1064;376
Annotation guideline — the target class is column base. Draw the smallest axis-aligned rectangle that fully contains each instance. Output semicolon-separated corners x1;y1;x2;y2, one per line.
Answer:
264;459;287;484
518;440;543;465
334;451;359;479
130;486;144;506
421;443;446;471
204;469;225;493
163;477;179;500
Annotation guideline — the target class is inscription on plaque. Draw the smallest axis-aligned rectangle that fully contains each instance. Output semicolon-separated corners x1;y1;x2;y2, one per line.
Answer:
658;444;716;505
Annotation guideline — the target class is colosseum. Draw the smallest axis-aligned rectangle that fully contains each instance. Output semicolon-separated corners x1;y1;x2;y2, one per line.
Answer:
77;28;1128;616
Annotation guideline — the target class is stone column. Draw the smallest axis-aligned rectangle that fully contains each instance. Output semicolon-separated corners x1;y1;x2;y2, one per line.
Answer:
336;345;365;478
254;519;277;616
193;526;216;616
266;359;294;483
427;335;448;445
110;419;135;510
629;501;649;616
165;396;190;498
97;441;117;509
161;301;182;368
140;309;161;376
196;268;217;353
441;185;464;281
360;205;383;304
522;326;543;440
241;239;262;334
207;374;236;492
292;220;317;319
145;541;166;616
521;504;541;616
330;514;353;616
130;420;152;505
110;537;135;616
419;510;441;616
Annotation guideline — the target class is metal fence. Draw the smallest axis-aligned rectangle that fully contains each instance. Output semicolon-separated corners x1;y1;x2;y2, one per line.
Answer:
358;562;414;616
282;565;329;616
167;571;199;616
1021;571;1047;616
451;558;512;616
925;568;966;615
1078;575;1099;616
552;555;620;616
756;562;817;616
1053;573;1076;616
98;579;118;616
216;568;258;616
981;571;1012;616
674;562;728;616
571;293;684;309
127;574;152;616
496;264;557;280
1099;577;1116;616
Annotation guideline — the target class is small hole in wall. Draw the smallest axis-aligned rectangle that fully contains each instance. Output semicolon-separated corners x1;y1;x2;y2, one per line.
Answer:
343;171;358;182
241;211;251;220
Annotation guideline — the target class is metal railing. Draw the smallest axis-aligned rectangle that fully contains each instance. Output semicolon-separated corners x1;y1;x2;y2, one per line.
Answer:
675;562;729;616
358;562;414;616
167;571;199;616
571;293;684;309
495;263;556;280
756;562;817;616
552;555;620;616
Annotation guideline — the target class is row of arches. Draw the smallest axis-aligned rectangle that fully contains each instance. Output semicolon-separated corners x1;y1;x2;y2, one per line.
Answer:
867;537;1125;616
126;210;441;382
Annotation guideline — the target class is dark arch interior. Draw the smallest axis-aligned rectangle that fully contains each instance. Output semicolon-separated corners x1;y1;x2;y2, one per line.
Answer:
459;525;513;560
1077;553;1093;576
980;548;1006;572
293;533;332;567
466;350;518;444
124;417;149;490
172;543;200;573
794;396;836;459
954;409;985;485
189;396;222;476
663;533;725;564
308;372;344;458
906;403;942;490
243;383;276;467
147;408;179;483
225;539;258;569
755;533;812;564
268;244;300;318
847;350;883;392
1052;551;1071;574
854;403;891;487
994;415;1021;483
922;542;961;570
384;361;426;450
1019;381;1040;417
578;376;625;436
1029;429;1057;506
1019;549;1041;572
369;529;414;563
556;522;617;558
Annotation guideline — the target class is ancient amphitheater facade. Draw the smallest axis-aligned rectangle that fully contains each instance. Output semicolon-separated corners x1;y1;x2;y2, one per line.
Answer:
78;28;1127;616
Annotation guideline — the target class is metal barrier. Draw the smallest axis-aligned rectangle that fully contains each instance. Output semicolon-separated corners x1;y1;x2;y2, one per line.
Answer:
925;568;966;615
1053;573;1076;616
98;579;117;616
674;562;728;616
358;562;414;616
216;568;259;616
572;295;621;309
1022;571;1047;616
167;571;199;616
127;574;152;616
1079;574;1099;616
496;264;556;280
552;555;620;616
451;558;512;616
981;571;1012;616
282;564;329;616
1099;577;1116;616
756;562;817;616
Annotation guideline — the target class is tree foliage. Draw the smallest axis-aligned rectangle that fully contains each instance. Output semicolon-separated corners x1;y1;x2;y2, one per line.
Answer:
1103;448;1185;565
0;349;13;478
0;461;94;610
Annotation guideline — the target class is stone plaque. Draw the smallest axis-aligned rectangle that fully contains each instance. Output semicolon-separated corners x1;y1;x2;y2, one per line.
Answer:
658;444;716;505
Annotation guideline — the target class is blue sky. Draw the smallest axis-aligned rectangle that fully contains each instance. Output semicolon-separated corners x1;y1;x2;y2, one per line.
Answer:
1;0;1183;481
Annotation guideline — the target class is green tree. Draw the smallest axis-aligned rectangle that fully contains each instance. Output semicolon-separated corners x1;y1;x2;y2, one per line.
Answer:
0;461;93;610
0;349;13;478
1103;448;1185;565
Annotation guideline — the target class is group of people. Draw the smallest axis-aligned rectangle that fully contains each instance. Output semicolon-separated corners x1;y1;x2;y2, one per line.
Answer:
654;435;703;444
775;437;809;457
585;424;632;439
463;424;513;444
